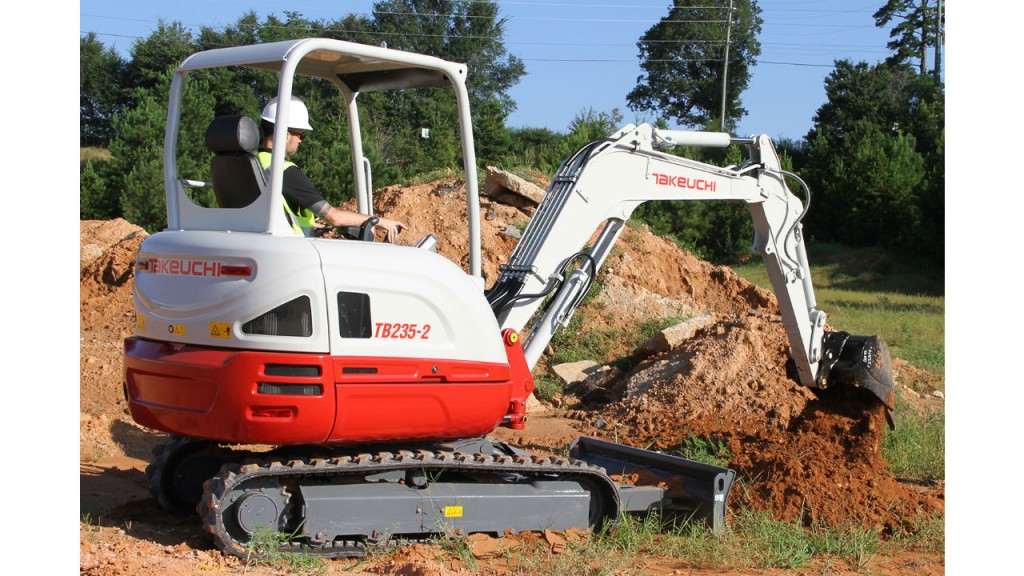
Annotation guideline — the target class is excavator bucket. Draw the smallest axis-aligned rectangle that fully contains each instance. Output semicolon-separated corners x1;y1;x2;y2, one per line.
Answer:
819;332;896;424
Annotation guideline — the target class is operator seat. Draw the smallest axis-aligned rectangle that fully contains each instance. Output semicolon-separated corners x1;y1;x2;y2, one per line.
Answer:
205;115;266;209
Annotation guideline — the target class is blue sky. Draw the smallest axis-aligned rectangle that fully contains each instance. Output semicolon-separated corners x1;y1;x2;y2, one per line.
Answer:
79;0;910;141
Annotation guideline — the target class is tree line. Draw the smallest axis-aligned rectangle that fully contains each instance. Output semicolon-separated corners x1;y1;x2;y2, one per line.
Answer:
80;0;943;268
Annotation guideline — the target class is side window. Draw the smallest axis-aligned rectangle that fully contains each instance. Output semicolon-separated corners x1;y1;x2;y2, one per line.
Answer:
338;292;371;338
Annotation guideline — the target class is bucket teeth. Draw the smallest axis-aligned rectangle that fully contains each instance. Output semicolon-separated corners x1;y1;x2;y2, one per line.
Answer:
820;332;896;421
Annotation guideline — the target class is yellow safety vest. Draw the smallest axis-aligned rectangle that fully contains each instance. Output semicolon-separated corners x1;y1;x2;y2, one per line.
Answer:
257;151;316;235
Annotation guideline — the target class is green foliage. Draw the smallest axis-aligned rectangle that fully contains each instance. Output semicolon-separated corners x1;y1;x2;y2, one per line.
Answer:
110;90;168;232
803;60;943;266
873;0;945;76
809;120;925;247
628;1;763;130
80;33;126;146
80;159;120;220
675;433;731;468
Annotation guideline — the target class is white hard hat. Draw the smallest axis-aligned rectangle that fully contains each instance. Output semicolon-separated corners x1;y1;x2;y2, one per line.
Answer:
260;96;313;131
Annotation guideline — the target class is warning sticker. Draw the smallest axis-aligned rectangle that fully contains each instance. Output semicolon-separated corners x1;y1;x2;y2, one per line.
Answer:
136;315;145;331
443;505;463;518
168;324;186;336
209;322;232;339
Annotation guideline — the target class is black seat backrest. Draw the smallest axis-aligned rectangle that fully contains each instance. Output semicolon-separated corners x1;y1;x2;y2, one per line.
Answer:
205;115;266;209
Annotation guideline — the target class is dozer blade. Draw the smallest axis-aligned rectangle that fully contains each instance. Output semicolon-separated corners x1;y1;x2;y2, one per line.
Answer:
569;437;736;534
820;332;896;420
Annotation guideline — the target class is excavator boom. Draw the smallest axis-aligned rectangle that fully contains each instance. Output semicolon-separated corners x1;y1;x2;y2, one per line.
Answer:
487;124;894;407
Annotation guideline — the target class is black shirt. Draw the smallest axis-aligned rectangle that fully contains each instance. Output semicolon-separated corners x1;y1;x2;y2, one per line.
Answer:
259;147;329;216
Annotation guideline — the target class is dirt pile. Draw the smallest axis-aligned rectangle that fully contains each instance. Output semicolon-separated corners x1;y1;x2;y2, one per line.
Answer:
80;177;942;572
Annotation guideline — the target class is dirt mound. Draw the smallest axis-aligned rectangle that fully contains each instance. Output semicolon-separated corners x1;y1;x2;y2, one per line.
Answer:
79;179;942;563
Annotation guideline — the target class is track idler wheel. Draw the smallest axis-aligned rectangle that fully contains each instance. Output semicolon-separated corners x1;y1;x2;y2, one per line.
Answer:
147;435;229;514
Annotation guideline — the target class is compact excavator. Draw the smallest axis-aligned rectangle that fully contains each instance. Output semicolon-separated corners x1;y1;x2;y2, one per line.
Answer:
122;38;895;559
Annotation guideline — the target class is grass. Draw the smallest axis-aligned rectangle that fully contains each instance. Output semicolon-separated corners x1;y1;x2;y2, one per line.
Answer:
491;506;925;575
884;395;946;480
81;146;112;165
244;527;328;576
730;243;944;375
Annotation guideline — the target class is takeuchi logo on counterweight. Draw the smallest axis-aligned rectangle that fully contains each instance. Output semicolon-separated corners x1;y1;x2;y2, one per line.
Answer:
652;172;717;191
149;258;223;277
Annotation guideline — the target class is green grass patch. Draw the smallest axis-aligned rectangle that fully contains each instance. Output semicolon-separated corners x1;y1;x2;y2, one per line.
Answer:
884;395;945;480
81;146;112;165
734;510;815;569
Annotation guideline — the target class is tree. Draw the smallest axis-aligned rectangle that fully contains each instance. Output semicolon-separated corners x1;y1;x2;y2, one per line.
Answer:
81;159;120;220
806;121;924;247
367;1;525;173
873;0;944;77
627;0;762;131
80;34;126;146
123;21;197;95
802;60;942;262
111;70;216;233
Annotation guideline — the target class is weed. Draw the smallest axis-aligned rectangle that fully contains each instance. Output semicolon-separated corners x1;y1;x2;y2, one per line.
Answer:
674;433;731;468
428;530;476;570
244;526;328;576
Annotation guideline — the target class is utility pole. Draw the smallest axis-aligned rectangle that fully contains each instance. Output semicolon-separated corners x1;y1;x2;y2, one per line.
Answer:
720;0;735;130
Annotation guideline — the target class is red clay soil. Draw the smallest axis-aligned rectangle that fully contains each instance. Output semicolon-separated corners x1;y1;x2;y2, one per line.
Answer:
79;178;944;575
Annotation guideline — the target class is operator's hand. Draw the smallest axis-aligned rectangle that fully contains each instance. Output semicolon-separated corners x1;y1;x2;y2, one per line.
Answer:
376;217;406;243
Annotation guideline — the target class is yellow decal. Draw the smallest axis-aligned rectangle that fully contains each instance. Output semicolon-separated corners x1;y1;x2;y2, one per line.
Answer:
443;506;463;518
168;324;186;336
136;315;145;331
209;322;232;339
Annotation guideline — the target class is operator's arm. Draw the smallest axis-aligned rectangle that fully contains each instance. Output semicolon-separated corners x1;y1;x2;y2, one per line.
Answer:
283;166;406;242
322;207;405;243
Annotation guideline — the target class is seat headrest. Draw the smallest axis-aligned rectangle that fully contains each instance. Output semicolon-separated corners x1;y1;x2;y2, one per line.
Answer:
205;115;260;153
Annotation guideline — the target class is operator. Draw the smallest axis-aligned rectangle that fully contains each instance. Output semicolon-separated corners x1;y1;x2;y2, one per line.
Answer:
258;96;405;242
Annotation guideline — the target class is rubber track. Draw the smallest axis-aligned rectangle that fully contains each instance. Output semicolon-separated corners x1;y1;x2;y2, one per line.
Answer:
199;448;621;559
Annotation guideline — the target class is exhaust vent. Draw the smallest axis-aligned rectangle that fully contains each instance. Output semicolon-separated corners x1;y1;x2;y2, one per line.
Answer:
242;296;312;337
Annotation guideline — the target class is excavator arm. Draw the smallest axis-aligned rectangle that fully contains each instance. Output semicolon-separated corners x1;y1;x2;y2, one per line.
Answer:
487;123;894;408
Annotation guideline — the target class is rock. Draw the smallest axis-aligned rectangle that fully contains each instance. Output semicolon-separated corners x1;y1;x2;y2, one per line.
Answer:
635;313;716;356
465;533;519;558
552;360;601;385
483;166;546;205
525;393;549;414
